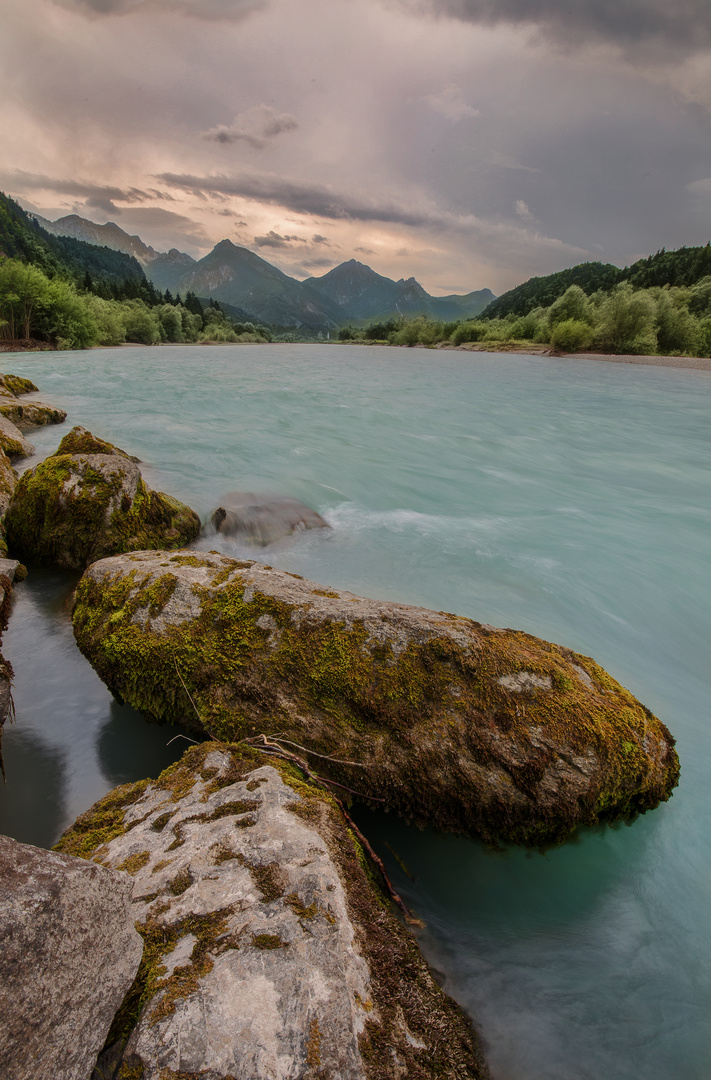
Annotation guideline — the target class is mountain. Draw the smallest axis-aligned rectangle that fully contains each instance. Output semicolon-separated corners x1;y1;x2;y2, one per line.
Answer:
146;248;197;293
0;194;145;285
163;239;340;332
25;207;495;330
32;213;159;266
304;260;495;324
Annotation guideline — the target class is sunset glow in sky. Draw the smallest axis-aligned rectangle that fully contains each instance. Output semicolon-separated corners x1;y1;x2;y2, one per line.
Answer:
3;0;711;293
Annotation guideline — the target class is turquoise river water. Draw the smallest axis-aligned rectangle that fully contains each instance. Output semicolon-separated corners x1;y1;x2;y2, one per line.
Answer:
0;344;709;1079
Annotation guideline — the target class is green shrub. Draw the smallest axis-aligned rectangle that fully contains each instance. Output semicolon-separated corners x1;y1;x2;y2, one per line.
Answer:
550;319;593;352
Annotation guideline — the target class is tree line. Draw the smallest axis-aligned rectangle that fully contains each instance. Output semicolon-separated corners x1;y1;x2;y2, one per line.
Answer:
0;193;272;348
339;278;711;356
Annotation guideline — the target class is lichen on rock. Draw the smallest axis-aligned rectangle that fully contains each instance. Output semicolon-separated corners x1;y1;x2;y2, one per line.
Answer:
4;426;200;569
56;742;487;1080
73;550;679;846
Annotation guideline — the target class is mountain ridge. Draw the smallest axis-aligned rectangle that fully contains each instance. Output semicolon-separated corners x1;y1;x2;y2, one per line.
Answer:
28;211;495;331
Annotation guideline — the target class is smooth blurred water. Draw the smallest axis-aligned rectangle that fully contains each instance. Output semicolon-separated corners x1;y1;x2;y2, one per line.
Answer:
1;344;709;1079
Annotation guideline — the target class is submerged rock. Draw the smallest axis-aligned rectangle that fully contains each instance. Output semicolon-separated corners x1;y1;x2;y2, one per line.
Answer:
0;834;143;1080
73;550;680;846
4;426;200;569
56;742;487;1080
208;491;330;547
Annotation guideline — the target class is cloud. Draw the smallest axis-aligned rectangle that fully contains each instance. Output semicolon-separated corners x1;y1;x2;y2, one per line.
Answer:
401;0;711;56
515;199;533;219
156;170;457;227
50;0;266;20
202;105;297;149
355;246;375;256
312;234;332;245
253;230;306;248
425;84;480;122
0;170;170;215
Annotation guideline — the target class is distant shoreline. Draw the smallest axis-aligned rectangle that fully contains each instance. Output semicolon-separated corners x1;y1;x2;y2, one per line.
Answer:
437;342;711;372
3;338;711;371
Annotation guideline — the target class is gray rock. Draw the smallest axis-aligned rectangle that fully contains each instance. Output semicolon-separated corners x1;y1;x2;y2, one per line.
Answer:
73;549;680;846
0;398;67;430
0;451;18;518
208;491;330;547
0;834;143;1080
0;413;34;459
0;558;20;582
55;744;486;1080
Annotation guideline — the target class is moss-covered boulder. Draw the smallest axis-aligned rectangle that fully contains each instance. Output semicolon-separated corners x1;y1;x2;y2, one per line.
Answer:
73;550;680;846
0;399;66;430
0;373;38;397
5;427;200;569
0;414;33;459
56;742;488;1080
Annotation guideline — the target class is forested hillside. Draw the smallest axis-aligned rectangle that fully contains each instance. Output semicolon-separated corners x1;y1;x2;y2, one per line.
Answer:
484;244;711;319
0;193;144;285
0;193;272;348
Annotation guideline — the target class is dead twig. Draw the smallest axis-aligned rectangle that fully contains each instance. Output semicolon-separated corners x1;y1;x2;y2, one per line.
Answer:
246;733;423;927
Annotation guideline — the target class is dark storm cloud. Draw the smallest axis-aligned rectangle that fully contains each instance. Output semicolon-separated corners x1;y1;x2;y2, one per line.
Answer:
156;172;448;228
0;171;170;214
253;230;305;247
406;0;711;54
51;0;266;20
202;106;297;149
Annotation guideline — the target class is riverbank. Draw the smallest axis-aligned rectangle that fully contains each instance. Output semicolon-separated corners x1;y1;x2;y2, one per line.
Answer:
438;341;711;371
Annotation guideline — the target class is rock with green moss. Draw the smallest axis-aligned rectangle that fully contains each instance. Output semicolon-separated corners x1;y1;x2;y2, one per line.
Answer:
0;413;33;460
4;426;200;569
0;373;38;397
0;449;17;519
0;398;66;430
56;742;487;1080
73;550;680;846
0;372;65;431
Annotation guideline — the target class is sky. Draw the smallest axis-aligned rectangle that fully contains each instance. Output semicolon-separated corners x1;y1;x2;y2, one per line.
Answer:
2;0;711;295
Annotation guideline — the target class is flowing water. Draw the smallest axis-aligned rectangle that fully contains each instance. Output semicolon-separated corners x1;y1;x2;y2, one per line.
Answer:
0;344;709;1079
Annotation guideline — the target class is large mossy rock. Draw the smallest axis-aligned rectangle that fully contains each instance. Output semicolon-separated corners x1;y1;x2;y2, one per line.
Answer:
73;550;680;846
5;427;200;569
0;833;143;1080
56;742;487;1080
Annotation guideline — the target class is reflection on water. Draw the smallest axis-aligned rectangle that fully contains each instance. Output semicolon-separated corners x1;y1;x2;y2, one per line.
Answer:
0;570;196;848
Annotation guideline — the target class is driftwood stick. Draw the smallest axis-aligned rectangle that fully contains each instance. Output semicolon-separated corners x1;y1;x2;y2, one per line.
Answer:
247;734;423;927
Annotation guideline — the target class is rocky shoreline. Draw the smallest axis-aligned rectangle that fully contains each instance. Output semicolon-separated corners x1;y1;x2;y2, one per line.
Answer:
0;373;680;1079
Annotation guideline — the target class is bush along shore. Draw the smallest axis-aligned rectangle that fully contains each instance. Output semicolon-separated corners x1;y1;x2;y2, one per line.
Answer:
338;279;711;357
0;380;680;1078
